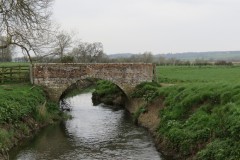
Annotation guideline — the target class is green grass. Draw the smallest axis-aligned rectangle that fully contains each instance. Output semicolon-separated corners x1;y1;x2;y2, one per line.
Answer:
93;80;120;96
131;82;161;102
0;62;29;67
92;80;125;106
132;81;240;159
0;84;62;152
0;84;46;123
157;83;240;159
157;65;240;83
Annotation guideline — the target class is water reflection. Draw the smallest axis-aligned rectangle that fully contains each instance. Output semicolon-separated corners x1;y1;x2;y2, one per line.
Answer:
10;93;162;160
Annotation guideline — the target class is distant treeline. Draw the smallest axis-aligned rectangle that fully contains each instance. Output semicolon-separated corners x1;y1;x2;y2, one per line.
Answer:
109;53;234;66
155;58;233;66
9;52;236;66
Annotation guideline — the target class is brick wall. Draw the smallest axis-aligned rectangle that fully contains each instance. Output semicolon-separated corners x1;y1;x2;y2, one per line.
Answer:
32;63;155;101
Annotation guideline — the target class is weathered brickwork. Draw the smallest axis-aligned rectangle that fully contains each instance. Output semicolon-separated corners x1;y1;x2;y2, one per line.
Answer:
32;63;155;101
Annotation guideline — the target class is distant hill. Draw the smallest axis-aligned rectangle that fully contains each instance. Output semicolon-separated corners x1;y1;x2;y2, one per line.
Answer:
157;51;240;61
108;51;240;61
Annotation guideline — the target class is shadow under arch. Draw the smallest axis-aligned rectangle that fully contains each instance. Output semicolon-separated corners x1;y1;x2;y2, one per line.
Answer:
59;78;129;109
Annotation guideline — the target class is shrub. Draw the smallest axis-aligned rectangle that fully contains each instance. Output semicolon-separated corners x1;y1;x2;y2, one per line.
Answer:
196;139;240;160
214;60;233;66
93;80;120;96
131;82;161;102
61;55;74;63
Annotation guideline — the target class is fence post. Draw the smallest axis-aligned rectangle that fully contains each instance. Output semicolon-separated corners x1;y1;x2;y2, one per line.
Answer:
0;65;30;84
153;64;158;82
18;65;21;81
10;67;13;82
0;67;3;83
2;67;5;83
30;64;34;84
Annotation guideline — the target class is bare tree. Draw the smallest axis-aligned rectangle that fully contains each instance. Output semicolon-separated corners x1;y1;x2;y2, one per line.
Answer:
141;51;153;63
0;36;15;62
71;42;88;63
88;42;104;63
0;0;54;63
52;30;72;62
158;56;166;65
126;52;153;63
71;42;105;63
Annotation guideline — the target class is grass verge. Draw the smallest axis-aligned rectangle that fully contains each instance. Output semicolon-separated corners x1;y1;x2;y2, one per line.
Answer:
0;84;63;158
132;82;240;159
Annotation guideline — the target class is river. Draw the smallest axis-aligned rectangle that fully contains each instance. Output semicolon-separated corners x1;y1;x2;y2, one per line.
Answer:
9;93;163;160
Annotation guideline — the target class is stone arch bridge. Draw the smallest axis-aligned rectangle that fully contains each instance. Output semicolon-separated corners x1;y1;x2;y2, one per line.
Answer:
32;63;156;102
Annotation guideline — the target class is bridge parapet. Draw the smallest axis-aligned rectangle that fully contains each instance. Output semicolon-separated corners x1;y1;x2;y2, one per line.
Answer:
32;63;155;101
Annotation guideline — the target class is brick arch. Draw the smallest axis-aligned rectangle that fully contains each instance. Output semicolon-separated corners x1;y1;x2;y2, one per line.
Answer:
59;78;128;101
32;63;155;102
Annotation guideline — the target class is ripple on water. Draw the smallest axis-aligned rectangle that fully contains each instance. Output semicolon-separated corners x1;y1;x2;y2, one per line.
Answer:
10;93;162;160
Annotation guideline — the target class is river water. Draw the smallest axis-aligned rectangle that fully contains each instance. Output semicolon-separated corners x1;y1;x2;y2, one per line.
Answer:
9;93;163;160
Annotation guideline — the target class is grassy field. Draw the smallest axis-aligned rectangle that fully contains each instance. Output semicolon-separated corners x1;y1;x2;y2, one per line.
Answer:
156;65;240;83
0;62;29;67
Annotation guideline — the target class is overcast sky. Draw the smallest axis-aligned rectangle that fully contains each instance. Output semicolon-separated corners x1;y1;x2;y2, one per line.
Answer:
52;0;240;54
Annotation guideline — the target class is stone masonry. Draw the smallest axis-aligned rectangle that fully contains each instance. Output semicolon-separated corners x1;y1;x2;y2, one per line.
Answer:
32;63;156;102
